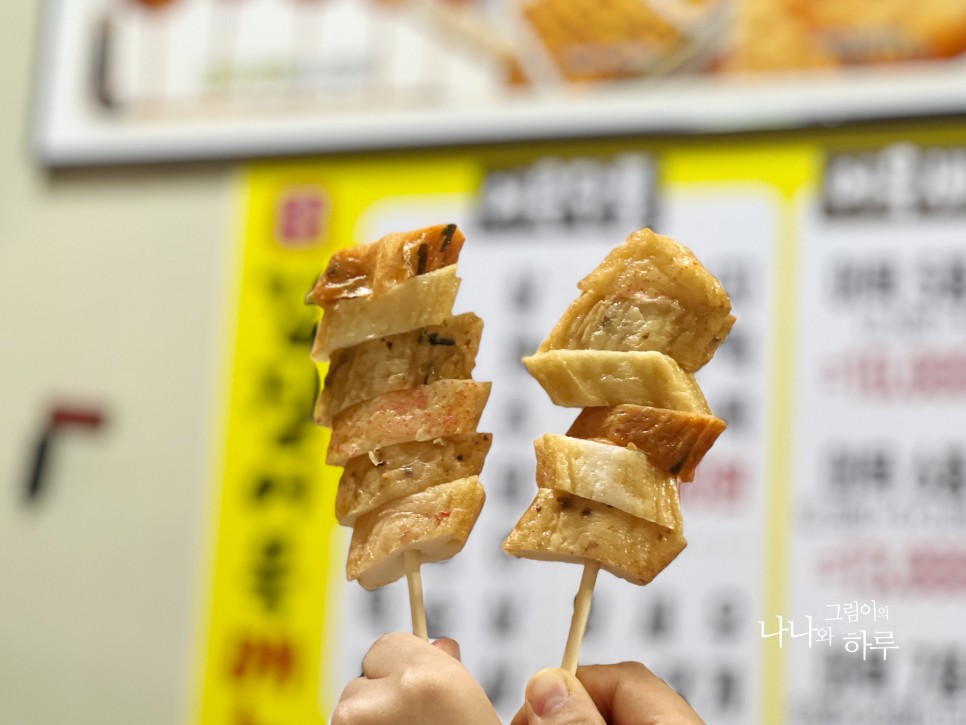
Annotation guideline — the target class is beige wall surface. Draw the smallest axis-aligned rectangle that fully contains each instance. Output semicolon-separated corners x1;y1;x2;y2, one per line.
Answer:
1;4;234;724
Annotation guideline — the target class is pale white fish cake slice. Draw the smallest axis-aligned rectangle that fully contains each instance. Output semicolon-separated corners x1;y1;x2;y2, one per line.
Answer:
310;265;460;362
566;404;725;482
534;434;682;529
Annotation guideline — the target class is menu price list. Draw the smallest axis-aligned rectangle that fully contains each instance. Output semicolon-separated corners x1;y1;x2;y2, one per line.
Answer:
788;142;966;725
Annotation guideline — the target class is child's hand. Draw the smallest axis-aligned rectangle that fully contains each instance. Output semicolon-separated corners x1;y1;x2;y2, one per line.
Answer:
510;662;705;725
332;633;501;725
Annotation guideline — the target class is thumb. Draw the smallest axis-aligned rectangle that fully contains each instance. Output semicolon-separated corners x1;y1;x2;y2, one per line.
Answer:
523;668;606;725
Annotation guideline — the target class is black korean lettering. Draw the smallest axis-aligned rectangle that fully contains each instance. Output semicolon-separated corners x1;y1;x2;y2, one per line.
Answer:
488;595;519;638
822;651;888;692
288;319;317;349
713;261;752;307
498;461;531;505
289;476;308;503
640;597;674;641
258;369;285;405
826;446;893;495
479;661;515;710
662;664;694;704
915;446;966;500
714;397;749;434
496;531;521;568
477;155;658;232
504;396;530;433
250;474;309;506
708;590;744;641
265;272;323;349
713;666;741;712
425;599;452;640
276;368;318;447
252;476;275;502
510;337;542;374
251;537;291;613
916;646;966;699
824;144;966;218
938;648;966;698
266;272;287;300
510;272;538;313
715;329;750;368
583;591;605;641
275;411;313;447
831;258;898;305
365;587;390;628
920;256;966;306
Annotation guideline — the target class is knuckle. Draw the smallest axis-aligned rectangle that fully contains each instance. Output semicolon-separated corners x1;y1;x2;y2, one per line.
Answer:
398;669;432;697
380;631;414;651
372;632;401;648
330;701;353;725
615;660;650;678
366;631;409;662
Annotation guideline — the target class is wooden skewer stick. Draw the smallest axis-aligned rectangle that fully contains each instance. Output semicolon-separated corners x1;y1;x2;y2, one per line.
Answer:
404;550;428;640
561;559;600;674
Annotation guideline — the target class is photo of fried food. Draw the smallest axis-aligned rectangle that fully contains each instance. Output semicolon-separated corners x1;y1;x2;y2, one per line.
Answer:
521;0;685;81
723;0;966;72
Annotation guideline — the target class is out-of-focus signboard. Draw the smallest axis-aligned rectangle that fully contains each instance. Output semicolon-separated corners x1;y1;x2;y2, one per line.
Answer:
36;0;966;165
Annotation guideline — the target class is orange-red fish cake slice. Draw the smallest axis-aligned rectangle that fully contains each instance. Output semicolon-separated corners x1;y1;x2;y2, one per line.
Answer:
326;379;491;466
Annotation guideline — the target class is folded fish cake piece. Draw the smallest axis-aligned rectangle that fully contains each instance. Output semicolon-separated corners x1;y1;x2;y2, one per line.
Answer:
538;228;735;372
534;434;681;529
336;433;492;526
326;379;491;465
567;405;726;482
348;476;486;591
576;229;732;315
523;349;711;412
310;265;461;362
306;223;465;305
503;489;686;587
316;313;483;425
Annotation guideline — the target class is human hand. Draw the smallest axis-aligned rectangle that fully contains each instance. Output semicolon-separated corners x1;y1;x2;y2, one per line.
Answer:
510;662;705;725
331;633;501;725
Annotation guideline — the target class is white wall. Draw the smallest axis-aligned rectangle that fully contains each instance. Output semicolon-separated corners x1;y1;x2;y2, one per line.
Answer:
0;4;233;723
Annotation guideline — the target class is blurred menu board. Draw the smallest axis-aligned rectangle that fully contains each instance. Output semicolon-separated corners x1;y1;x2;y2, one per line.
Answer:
197;126;966;725
36;0;966;165
787;143;966;724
